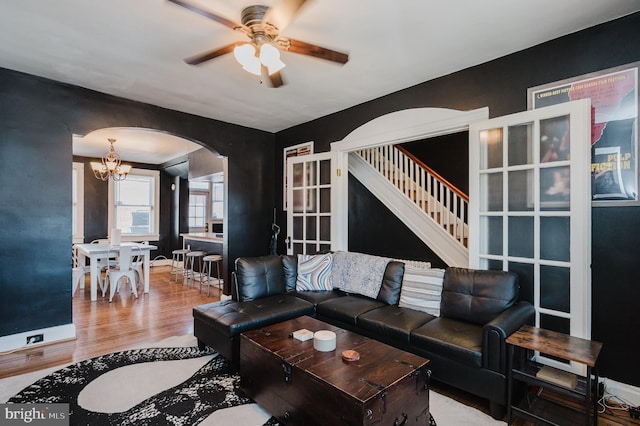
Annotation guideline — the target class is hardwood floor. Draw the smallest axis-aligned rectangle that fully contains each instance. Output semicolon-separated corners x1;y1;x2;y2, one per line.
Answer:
1;265;638;425
0;265;217;380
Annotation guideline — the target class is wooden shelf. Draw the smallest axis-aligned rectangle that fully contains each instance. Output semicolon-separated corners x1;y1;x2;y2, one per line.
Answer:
507;325;603;426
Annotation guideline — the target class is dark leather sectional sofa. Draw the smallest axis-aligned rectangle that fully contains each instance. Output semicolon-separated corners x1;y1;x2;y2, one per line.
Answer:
193;254;535;419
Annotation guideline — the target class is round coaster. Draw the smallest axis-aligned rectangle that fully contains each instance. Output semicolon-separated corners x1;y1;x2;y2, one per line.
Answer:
341;349;360;362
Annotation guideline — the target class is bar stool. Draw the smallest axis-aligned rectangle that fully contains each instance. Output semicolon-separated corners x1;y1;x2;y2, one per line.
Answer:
201;254;223;296
170;248;190;283
184;251;206;287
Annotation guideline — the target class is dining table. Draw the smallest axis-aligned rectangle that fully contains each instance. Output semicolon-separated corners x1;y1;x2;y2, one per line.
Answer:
74;242;157;301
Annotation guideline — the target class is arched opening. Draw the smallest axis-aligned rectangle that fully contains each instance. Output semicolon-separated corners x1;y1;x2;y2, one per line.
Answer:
72;126;227;293
330;107;489;260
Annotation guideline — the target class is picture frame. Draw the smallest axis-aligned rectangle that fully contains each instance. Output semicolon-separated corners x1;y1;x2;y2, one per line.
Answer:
283;141;313;210
527;62;639;206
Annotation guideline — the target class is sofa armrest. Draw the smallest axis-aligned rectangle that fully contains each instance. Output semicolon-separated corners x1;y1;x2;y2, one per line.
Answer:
482;301;535;373
231;271;239;301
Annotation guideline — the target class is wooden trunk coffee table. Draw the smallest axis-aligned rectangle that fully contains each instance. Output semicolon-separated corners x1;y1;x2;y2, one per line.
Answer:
239;316;430;425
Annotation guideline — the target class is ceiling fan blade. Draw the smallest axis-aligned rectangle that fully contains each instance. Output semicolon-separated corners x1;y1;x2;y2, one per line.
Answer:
263;0;307;32
168;0;241;30
184;43;236;65
285;38;349;64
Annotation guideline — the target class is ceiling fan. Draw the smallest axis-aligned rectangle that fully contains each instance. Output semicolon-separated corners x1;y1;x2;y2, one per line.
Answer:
168;0;349;87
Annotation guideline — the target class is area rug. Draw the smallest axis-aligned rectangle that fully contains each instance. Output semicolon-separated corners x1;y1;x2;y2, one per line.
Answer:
0;336;505;425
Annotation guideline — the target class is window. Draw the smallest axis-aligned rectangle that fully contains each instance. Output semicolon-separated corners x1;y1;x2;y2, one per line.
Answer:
188;179;225;231
188;181;210;231
212;182;224;219
108;168;160;241
189;192;209;230
72;162;84;243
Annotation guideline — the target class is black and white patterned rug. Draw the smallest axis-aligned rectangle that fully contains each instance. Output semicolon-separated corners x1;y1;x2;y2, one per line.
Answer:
4;337;474;425
9;344;280;425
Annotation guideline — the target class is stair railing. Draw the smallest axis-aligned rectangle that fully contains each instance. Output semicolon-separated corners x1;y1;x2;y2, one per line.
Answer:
355;145;469;248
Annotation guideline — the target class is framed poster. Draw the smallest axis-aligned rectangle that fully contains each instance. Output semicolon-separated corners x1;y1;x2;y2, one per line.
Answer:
528;62;639;206
283;141;313;210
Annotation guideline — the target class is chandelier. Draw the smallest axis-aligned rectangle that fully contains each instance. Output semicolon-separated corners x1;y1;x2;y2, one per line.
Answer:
90;138;131;181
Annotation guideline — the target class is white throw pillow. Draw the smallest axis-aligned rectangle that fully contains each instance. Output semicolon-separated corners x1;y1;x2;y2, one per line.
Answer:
397;261;444;316
296;253;333;291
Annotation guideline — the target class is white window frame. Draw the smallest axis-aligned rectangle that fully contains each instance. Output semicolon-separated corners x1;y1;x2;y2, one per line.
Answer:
72;162;85;244
188;187;210;232
108;168;160;242
211;181;224;220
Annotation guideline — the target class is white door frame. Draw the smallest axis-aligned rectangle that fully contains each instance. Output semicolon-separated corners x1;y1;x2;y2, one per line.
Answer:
330;107;490;251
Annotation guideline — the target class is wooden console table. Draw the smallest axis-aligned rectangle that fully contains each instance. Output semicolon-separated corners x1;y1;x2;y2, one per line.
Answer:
506;325;603;425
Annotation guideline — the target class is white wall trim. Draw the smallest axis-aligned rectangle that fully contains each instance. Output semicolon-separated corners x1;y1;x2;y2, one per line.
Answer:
331;107;489;153
0;323;76;352
72;162;85;244
330;106;488;262
602;377;640;407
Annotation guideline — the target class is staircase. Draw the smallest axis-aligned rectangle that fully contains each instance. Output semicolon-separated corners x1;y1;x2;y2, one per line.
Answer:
350;145;469;267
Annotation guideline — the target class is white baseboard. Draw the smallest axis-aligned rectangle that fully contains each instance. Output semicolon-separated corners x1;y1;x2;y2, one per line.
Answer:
602;377;640;406
0;323;76;353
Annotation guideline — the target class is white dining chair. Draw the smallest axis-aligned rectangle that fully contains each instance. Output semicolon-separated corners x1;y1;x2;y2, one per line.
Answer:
105;245;139;302
91;239;114;296
131;248;145;292
72;245;91;297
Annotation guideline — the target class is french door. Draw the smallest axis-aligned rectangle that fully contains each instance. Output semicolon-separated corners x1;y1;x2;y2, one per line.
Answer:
469;99;592;374
286;152;335;255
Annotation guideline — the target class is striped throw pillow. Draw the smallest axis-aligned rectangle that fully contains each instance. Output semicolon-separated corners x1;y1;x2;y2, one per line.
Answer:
296;253;333;291
398;262;445;316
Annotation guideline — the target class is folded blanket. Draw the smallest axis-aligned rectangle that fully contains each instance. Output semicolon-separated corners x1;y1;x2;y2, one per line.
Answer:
331;251;391;299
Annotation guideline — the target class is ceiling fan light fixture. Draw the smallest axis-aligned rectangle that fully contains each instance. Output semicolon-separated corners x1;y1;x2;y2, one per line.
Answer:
233;43;257;67
242;58;262;75
259;43;286;74
173;0;350;86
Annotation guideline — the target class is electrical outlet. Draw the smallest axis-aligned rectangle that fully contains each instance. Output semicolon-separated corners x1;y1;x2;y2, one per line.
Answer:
26;334;44;344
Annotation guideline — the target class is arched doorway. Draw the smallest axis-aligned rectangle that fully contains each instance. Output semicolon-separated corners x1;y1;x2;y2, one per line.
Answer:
73;127;227;276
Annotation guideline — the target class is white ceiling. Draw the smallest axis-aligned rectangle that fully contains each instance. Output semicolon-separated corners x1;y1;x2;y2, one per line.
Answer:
73;128;203;164
2;0;640;160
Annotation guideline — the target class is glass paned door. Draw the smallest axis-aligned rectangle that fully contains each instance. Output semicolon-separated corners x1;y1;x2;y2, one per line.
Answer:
469;99;591;375
287;152;333;255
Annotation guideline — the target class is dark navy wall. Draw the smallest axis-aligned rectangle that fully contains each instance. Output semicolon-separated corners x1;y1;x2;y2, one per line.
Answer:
348;176;447;268
0;68;274;337
275;13;640;386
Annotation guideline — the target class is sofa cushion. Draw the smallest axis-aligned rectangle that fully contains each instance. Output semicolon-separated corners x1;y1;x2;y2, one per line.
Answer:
281;254;298;292
193;295;314;338
296;253;333;291
235;255;286;302
411;317;483;368
377;261;405;305
358;305;435;345
290;289;344;306
398;264;445;316
440;267;518;325
316;295;385;326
